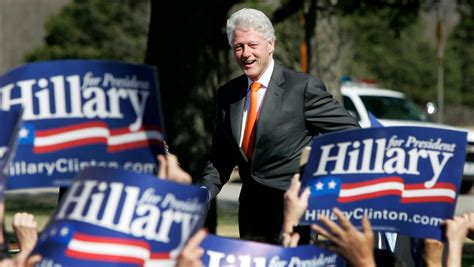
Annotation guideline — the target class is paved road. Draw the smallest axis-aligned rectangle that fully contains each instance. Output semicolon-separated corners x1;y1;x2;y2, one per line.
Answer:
216;182;241;209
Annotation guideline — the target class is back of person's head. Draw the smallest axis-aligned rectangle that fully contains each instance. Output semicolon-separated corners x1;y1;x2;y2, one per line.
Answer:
226;8;275;45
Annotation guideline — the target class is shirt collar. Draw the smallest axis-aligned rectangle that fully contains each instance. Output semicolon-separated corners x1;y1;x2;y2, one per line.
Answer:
247;59;274;89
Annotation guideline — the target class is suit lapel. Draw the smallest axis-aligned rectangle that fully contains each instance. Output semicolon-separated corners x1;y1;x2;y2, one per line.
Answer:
229;77;248;147
254;64;285;156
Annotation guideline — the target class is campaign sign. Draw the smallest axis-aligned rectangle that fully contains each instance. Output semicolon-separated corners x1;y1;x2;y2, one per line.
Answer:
201;234;345;267
300;126;467;240
0;109;22;174
33;167;208;266
0;60;164;189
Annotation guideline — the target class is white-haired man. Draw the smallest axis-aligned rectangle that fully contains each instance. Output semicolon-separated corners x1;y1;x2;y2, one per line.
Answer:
201;8;359;244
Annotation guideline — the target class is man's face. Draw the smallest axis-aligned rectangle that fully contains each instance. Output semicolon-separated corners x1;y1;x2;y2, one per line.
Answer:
232;28;274;81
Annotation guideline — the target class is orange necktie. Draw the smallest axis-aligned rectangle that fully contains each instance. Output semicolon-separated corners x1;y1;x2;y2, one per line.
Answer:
242;82;262;159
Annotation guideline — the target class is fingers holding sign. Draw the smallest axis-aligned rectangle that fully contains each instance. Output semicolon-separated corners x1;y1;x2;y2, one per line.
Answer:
157;153;192;184
282;174;310;233
312;208;375;267
176;229;207;267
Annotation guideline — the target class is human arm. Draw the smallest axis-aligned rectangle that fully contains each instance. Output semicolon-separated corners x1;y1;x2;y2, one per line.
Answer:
422;239;444;267
157;153;192;184
176;229;207;267
200;91;238;201
281;174;310;247
444;214;470;267
304;77;359;133
311;208;375;267
11;212;38;266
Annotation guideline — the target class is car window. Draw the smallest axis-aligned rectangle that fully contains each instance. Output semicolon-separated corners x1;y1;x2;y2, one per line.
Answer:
360;95;429;121
342;96;361;121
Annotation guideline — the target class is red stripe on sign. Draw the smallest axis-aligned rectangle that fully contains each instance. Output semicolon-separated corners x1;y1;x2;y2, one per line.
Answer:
401;196;455;204
108;140;162;152
65;250;144;265
405;182;457;190
33;137;107;153
36;121;107;137
73;233;149;248
339;190;402;202
341;177;403;189
150;252;171;260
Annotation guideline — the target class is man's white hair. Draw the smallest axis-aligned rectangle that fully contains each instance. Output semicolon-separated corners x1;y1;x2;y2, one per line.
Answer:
226;8;276;46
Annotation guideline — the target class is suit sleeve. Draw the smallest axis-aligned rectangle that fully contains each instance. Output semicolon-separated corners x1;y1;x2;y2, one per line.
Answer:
200;92;237;200
304;77;360;134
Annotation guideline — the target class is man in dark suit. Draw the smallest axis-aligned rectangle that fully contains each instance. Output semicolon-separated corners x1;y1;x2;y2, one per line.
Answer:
201;8;359;244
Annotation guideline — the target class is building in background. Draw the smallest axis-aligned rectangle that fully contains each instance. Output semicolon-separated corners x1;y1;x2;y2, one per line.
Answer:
0;0;70;74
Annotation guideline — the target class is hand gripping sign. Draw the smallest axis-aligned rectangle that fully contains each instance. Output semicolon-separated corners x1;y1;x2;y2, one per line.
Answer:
0;60;165;189
200;234;345;267
300;126;467;240
33;167;208;266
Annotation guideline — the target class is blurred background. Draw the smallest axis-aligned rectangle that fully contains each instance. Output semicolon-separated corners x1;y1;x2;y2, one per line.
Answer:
2;0;474;176
1;0;473;264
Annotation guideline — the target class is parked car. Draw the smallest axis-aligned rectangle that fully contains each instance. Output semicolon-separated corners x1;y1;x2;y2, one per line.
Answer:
340;81;474;193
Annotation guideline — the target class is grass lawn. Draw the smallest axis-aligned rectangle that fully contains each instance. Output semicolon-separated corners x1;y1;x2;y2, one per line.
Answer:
3;191;58;247
216;205;239;238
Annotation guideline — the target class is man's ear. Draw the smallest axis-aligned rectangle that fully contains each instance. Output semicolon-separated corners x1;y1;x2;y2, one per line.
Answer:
268;40;275;54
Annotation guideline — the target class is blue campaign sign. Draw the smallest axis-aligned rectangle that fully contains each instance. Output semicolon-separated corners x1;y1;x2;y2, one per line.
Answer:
300;126;467;240
0;109;22;174
33;167;208;266
0;60;165;189
201;234;345;267
0;109;22;195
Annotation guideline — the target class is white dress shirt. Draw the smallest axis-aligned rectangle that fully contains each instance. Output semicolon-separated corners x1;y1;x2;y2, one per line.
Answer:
239;59;275;146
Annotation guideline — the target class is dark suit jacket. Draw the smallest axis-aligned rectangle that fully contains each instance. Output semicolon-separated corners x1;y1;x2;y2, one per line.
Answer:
201;62;359;200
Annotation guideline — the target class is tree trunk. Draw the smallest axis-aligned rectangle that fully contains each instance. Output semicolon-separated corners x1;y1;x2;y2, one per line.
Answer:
145;1;236;176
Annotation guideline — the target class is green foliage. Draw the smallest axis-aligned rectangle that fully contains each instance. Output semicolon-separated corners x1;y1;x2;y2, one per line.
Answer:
25;0;149;63
342;13;431;102
273;11;303;71
449;7;474;105
336;0;420;35
340;7;474;108
24;0;474;158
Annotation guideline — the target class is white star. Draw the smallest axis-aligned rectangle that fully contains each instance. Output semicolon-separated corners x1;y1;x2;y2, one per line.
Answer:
19;128;29;138
50;228;57;237
315;181;324;190
60;227;69;236
328;180;337;189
